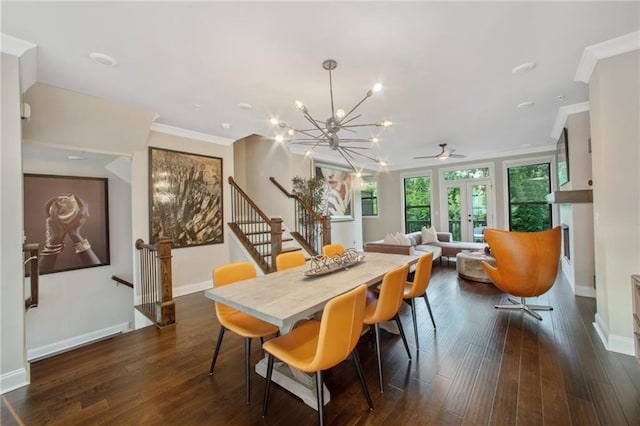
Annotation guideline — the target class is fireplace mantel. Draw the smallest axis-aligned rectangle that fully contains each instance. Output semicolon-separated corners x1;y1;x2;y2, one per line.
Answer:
546;189;593;204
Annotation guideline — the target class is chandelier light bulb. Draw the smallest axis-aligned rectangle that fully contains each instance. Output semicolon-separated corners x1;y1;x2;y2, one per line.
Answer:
295;100;304;110
381;120;393;127
371;137;379;143
288;128;295;136
275;134;284;143
372;83;383;93
304;149;312;157
269;117;279;126
378;160;387;167
335;109;346;119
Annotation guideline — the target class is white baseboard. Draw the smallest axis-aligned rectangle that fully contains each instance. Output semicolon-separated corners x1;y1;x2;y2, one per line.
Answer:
173;280;211;297
0;367;29;394
593;314;635;356
575;285;596;298
134;309;154;330
27;322;132;361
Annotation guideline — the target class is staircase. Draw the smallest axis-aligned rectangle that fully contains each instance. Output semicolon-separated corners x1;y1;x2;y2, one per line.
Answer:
227;177;303;274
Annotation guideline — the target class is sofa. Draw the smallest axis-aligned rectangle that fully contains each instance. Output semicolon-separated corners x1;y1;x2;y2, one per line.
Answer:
364;230;487;263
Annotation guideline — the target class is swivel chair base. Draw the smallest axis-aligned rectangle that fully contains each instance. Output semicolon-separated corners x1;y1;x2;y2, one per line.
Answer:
495;296;553;321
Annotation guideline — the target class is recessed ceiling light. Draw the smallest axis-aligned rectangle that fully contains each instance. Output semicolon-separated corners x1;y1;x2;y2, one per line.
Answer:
238;103;252;110
193;104;201;110
511;62;536;74
516;101;535;109
556;95;564;101
67;155;85;160
221;123;231;129
89;52;118;67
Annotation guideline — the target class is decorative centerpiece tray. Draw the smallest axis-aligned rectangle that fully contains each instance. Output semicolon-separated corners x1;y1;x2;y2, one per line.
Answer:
304;249;365;277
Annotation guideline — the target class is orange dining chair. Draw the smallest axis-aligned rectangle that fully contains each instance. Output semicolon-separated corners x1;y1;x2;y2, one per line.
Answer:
403;252;436;349
210;262;279;405
363;263;411;393
275;251;306;271
322;243;345;257
262;284;372;426
481;227;561;321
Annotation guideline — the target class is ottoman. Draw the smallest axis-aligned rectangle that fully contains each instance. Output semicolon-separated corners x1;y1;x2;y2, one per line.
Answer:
456;251;496;283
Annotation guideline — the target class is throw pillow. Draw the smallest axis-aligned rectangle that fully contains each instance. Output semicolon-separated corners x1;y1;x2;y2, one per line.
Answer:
421;226;438;244
383;233;396;245
394;232;411;246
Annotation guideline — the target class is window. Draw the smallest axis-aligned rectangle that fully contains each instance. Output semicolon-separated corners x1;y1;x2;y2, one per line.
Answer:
361;178;378;216
443;167;490;181
403;175;431;233
507;163;552;231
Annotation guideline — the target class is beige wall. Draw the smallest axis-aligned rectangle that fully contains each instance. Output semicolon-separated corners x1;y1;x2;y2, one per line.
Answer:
590;50;640;355
0;52;29;392
132;131;235;295
364;151;556;243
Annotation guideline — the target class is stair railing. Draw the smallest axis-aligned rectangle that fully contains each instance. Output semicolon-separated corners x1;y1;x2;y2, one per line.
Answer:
228;176;282;273
135;237;175;328
269;177;331;256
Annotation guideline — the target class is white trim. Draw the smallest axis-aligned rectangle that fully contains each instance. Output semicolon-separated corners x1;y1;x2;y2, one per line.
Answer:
173;280;211;297
27;322;132;361
593;313;635;356
134;309;154;330
0;368;29;394
150;123;235;146
575;31;640;83
550;102;590;141
0;33;37;57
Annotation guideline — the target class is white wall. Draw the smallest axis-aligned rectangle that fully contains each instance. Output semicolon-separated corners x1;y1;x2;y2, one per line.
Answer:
132;130;235;298
0;52;29;393
21;145;135;360
590;50;640;355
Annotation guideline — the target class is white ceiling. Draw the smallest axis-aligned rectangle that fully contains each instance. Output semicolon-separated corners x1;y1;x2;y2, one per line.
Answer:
3;1;639;170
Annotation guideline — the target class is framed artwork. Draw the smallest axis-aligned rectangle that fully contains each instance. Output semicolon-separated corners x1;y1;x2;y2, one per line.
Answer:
23;174;110;275
314;162;353;221
149;147;223;248
557;127;570;187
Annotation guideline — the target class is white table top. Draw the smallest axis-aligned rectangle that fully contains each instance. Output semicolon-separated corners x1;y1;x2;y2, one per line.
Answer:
204;252;418;329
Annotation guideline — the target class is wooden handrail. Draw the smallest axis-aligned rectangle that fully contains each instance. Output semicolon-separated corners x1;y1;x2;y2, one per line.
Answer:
24;243;39;310
228;176;272;224
269;177;324;221
111;275;134;288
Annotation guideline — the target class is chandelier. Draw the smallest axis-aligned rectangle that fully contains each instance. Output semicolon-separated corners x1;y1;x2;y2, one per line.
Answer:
272;59;392;171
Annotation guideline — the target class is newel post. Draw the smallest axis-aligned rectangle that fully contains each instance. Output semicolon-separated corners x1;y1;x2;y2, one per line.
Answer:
321;215;331;248
270;217;283;272
157;237;176;327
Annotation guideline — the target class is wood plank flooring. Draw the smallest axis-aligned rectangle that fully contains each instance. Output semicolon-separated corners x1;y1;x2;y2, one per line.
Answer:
2;264;639;425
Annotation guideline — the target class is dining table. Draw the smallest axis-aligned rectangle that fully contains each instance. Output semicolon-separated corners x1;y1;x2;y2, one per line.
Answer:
204;251;419;409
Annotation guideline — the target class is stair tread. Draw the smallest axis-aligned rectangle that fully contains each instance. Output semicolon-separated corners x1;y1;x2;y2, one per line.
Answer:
260;247;302;257
252;237;293;246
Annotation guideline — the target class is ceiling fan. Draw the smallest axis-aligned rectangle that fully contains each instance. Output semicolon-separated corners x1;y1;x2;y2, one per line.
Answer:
414;143;467;160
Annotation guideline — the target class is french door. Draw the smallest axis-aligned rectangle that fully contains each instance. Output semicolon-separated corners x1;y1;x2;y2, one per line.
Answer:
441;179;493;242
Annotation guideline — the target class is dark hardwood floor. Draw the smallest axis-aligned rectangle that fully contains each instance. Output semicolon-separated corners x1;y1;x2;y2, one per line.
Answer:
3;264;639;425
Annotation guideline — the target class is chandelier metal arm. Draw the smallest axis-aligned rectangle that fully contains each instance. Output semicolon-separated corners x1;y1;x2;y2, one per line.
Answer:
340;91;372;124
341;122;383;129
337;149;358;171
342;147;381;163
301;111;332;140
339;114;362;126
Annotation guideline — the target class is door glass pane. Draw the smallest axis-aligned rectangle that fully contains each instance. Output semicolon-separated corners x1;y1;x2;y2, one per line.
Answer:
471;184;487;242
447;187;461;241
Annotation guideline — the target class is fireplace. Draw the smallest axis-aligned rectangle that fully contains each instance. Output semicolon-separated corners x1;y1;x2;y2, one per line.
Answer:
561;224;570;260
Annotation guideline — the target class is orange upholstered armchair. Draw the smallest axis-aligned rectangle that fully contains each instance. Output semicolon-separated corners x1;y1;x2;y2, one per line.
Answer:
481;227;561;320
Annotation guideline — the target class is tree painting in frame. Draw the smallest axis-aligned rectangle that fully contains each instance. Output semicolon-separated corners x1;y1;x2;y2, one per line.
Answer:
314;162;353;221
23;174;110;275
149;147;223;248
557;127;570;187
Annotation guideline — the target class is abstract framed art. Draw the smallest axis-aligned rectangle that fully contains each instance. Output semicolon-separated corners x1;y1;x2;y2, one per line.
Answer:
314;162;353;221
23;174;110;274
149;147;224;248
557;127;570;187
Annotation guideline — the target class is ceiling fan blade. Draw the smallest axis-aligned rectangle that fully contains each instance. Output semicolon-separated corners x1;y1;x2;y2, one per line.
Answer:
450;153;467;158
413;154;439;159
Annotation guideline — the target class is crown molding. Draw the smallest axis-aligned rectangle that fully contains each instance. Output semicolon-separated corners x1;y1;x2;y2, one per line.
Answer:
1;33;36;57
575;31;640;83
550;102;590;141
150;122;235;146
